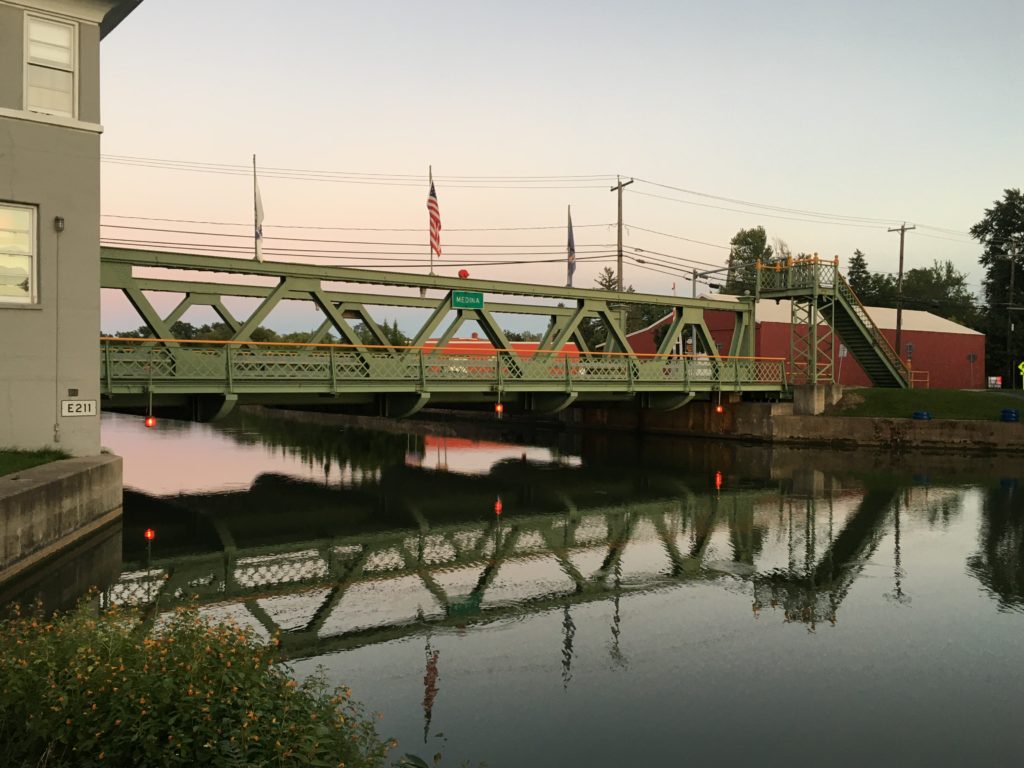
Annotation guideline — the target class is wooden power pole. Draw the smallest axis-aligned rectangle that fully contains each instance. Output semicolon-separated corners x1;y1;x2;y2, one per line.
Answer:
610;176;634;291
888;222;915;358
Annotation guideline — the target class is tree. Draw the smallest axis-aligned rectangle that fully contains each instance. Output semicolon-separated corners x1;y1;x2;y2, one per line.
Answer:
901;260;980;329
846;249;871;297
725;227;772;293
579;266;666;348
971;189;1024;381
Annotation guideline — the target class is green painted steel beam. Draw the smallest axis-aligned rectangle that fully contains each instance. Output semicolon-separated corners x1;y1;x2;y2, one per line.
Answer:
101;247;750;312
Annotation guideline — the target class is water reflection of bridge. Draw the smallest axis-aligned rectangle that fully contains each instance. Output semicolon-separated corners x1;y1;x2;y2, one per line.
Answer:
109;460;901;657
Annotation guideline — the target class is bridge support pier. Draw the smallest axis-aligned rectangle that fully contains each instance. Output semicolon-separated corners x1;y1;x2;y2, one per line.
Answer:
191;394;238;422
792;384;842;416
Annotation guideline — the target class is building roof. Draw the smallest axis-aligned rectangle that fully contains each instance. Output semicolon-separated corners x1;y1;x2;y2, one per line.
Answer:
705;294;982;336
100;0;143;38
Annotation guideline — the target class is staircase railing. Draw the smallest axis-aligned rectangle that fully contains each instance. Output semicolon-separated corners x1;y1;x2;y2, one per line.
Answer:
833;273;909;384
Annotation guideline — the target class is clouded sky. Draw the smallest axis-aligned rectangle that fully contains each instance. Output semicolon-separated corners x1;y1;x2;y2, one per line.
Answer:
98;0;1023;332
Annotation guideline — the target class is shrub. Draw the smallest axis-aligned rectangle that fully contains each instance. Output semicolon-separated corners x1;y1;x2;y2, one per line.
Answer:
0;600;392;767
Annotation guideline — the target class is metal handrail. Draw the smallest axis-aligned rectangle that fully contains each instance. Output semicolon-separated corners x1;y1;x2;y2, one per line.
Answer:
833;274;909;382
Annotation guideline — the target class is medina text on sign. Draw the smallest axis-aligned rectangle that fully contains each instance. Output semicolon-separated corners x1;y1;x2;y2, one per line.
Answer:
451;290;484;310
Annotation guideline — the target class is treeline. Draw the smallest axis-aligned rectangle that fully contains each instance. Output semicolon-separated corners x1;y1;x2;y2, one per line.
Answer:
113;319;411;346
720;225;982;331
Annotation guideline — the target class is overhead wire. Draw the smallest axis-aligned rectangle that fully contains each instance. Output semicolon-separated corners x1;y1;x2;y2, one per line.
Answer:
101;213;616;233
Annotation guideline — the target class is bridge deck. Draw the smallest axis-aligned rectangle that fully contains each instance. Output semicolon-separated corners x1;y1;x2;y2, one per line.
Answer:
101;338;788;411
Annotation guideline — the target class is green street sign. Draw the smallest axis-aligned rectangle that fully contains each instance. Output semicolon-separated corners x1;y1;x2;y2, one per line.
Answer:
451;290;484;310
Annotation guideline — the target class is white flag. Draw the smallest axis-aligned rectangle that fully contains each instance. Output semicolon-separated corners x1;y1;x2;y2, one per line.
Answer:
254;157;264;262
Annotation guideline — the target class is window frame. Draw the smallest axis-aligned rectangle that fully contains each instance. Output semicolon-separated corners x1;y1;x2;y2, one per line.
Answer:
0;202;39;307
23;12;78;119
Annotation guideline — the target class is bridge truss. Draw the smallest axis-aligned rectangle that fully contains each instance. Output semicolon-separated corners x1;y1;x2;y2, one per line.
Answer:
100;248;787;418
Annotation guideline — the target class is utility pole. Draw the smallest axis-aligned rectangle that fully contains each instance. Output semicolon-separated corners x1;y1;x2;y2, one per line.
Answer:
1007;246;1018;388
610;176;634;291
888;222;915;358
691;267;698;355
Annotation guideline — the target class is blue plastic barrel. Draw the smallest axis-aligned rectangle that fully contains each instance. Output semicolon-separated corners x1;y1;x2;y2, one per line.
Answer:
912;411;932;420
1000;408;1020;423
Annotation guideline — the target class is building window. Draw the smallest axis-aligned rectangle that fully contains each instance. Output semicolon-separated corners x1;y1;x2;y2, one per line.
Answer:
25;15;77;118
0;204;37;305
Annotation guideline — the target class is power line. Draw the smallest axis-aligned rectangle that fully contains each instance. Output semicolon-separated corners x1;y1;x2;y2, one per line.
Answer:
102;156;613;189
632;177;901;225
102;154;616;181
100;213;615;233
625;224;730;250
629;189;888;230
100;223;616;249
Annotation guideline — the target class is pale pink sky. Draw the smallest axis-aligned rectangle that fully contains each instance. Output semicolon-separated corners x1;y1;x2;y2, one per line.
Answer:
98;1;1023;334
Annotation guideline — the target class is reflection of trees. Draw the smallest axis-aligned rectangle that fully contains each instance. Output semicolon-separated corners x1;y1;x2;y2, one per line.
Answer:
221;410;408;475
968;485;1024;611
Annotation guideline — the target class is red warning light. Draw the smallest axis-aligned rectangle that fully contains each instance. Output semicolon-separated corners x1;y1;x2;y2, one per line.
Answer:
144;528;156;541
714;404;725;414
494;497;503;516
458;269;470;279
144;416;157;428
714;471;723;491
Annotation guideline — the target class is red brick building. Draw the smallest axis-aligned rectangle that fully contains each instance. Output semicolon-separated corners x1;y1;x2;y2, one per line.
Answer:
627;298;985;389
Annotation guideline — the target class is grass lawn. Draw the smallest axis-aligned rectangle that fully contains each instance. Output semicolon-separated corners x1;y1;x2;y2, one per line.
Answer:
834;388;1024;421
0;449;67;477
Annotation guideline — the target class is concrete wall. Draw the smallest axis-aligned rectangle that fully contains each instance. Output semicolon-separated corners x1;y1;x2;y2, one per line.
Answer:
0;455;122;585
578;401;1024;452
0;1;107;455
770;415;1024;452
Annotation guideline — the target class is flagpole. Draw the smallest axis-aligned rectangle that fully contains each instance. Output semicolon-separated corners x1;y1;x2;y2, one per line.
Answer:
253;155;258;261
428;165;435;277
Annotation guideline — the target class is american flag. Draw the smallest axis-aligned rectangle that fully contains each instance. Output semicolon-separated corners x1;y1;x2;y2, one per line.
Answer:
566;205;576;287
427;178;442;259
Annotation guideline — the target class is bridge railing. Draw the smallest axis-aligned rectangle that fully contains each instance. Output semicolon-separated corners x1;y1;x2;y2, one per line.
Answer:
755;256;838;293
101;337;788;392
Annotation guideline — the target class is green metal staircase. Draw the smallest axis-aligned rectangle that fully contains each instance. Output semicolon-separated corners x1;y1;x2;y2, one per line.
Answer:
756;258;910;388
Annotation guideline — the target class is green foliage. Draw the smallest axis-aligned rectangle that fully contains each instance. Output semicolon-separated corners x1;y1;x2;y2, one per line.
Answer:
726;227;773;293
846;249;871;297
0;601;391;768
0;448;68;477
505;330;542;342
971;188;1024;377
579;267;668;348
113;323;340;345
842;251;980;330
836;388;1024;420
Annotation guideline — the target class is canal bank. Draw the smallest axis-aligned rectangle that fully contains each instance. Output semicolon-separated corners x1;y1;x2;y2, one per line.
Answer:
0;455;123;607
573;399;1024;452
252;395;1024;453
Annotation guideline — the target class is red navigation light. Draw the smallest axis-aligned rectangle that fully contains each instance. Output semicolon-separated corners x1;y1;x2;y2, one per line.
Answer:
144;416;157;428
714;471;723;491
144;528;156;541
494;497;503;516
714;404;725;414
458;269;470;279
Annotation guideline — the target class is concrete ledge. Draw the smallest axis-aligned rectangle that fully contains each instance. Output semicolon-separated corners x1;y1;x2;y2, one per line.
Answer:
577;401;1024;452
770;415;1024;452
1;455;123;584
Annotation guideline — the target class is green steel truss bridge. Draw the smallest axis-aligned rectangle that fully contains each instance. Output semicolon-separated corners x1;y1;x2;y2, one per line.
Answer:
99;249;906;420
105;475;898;659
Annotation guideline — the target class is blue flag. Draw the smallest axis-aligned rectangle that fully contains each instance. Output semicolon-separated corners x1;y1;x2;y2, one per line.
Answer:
567;205;576;287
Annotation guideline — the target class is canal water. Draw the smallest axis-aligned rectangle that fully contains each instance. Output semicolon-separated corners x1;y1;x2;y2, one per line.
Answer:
97;409;1024;767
